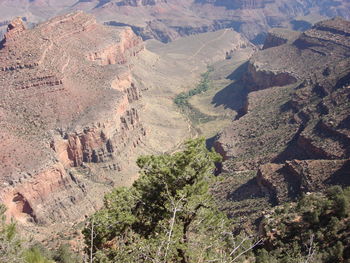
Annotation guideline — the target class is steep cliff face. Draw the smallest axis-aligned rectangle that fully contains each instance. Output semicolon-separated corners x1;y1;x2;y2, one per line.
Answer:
1;0;350;44
244;18;350;91
244;62;298;91
0;12;146;225
262;28;300;50
195;0;272;9
216;18;350;201
116;0;167;6
257;159;350;204
79;0;167;7
87;28;144;65
195;0;350;16
193;0;350;43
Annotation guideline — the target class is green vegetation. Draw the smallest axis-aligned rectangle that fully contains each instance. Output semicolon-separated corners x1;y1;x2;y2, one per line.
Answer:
2;140;350;263
174;66;214;108
0;205;24;263
174;66;217;125
0;205;80;263
257;186;350;263
83;138;258;263
23;248;54;263
52;244;80;263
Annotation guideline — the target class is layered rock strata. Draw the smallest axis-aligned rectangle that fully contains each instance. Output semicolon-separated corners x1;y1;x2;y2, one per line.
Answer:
257;159;350;204
195;0;273;10
80;0;167;7
262;28;300;50
1;0;350;44
0;12;146;224
216;18;350;202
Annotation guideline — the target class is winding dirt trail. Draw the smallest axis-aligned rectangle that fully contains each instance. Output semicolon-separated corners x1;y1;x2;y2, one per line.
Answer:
171;29;233;152
188;29;229;62
179;29;231;142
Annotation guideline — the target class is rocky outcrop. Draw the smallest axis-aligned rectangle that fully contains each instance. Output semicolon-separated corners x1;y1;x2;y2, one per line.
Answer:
257;159;350;204
216;18;350;202
244;18;350;91
262;29;300;50
0;12;146;225
87;27;144;65
58;106;145;168
1;17;25;43
116;0;167;6
0;17;25;51
1;0;350;45
195;0;272;9
244;62;298;91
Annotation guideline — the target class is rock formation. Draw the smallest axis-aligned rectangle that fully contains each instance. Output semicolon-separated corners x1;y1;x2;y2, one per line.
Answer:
116;0;168;6
216;18;350;202
262;28;300;50
193;0;350;43
79;0;167;7
195;0;273;10
1;0;349;44
0;12;146;225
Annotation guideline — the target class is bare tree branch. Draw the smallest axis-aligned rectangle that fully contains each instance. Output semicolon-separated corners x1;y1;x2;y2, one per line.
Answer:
230;238;263;263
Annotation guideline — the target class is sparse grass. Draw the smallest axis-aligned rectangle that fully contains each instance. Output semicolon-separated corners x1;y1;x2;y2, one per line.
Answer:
173;60;248;138
173;65;229;132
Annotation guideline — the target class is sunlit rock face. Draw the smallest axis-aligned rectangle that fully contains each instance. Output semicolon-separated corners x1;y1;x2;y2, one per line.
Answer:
216;18;350;201
0;12;146;224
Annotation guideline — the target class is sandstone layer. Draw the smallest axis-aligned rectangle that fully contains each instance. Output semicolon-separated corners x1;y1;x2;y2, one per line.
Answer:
0;12;146;225
216;18;350;203
0;0;349;44
262;28;300;50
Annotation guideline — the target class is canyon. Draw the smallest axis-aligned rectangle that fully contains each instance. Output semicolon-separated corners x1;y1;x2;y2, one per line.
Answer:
0;0;349;256
0;12;147;227
0;9;255;245
0;0;350;45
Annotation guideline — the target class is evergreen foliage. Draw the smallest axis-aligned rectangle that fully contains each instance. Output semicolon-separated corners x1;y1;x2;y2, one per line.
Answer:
0;205;79;263
174;66;213;108
0;205;24;263
53;244;81;263
83;138;256;263
258;186;350;263
23;248;54;263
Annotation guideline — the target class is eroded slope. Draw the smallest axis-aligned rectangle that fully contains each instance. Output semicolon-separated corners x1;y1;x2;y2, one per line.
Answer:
0;12;146;225
216;18;350;204
0;0;349;44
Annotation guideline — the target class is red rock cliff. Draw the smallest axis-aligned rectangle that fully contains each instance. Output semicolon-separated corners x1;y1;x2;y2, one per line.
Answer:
0;12;146;225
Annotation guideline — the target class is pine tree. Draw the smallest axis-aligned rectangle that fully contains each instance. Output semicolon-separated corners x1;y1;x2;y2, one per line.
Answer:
0;205;24;263
83;138;258;263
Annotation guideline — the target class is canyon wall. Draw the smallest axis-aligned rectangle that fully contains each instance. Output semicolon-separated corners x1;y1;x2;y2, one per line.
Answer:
116;0;168;6
262;28;300;50
195;0;273;10
0;12;147;225
216;18;350;201
79;0;167;7
1;0;349;44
